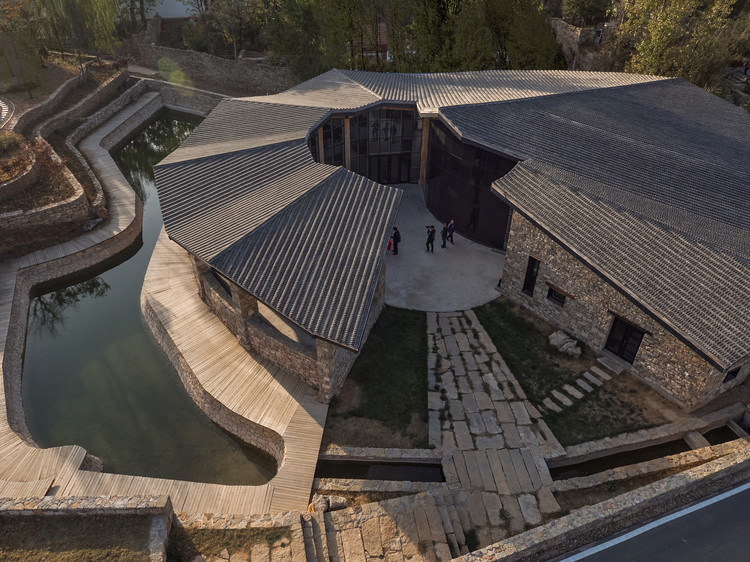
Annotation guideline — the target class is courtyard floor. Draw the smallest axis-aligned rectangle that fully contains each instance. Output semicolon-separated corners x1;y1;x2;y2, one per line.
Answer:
384;183;504;312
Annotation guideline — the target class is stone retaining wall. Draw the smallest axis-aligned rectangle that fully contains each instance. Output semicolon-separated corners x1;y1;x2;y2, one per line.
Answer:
12;68;90;135
321;445;442;461
0;494;171;516
34;72;130;139
461;447;750;561
551;437;750;493
0;151;38;202
553;403;746;464
140;294;285;467
136;42;296;96
501;212;750;409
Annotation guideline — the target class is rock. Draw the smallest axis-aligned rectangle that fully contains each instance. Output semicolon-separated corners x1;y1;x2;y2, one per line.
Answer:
548;331;581;356
327;495;348;511
310;494;329;513
220;548;230;560
83;218;104;232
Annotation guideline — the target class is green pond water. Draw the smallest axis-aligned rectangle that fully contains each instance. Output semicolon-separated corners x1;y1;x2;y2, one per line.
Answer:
21;111;276;485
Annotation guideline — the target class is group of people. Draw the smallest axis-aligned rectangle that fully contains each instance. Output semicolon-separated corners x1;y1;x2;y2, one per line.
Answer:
389;219;456;256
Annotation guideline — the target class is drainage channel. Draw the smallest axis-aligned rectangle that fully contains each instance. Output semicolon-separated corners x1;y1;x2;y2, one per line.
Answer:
315;459;445;482
549;424;746;481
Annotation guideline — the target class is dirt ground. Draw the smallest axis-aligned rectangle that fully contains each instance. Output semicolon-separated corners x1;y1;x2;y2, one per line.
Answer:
2;57;80;115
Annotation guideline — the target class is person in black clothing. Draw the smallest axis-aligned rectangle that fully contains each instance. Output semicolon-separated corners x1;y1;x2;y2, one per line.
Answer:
440;223;448;248
447;219;455;244
425;225;435;252
391;227;401;255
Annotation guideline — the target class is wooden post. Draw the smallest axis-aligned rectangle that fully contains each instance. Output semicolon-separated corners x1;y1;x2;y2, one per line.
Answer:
418;117;430;186
318;127;325;163
344;117;351;170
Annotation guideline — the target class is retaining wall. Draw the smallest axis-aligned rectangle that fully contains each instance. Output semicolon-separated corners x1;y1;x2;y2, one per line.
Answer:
0;151;38;202
136;42;296;96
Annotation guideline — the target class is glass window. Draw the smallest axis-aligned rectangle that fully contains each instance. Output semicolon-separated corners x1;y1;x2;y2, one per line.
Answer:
547;287;566;307
724;368;740;384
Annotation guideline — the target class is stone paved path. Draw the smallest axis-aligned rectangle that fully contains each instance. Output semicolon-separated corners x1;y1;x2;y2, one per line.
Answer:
312;310;565;560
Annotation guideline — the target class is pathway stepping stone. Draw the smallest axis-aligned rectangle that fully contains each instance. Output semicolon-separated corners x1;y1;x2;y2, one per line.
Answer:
501;423;521;448
582;371;604;387
462;394;479;413
597;355;624;375
475;451;497;491
562;384;584;400
542;397;562;413
475;391;494;411
509;449;534;492
453;421;474;450
590;365;612;381
455;332;471;352
481;411;502;434
444;335;460;356
485;449;511;495
518;494;542;526
449;399;466;420
467;412;487;435
576;378;594;393
551;389;573;406
495;402;514;424
475;435;505;449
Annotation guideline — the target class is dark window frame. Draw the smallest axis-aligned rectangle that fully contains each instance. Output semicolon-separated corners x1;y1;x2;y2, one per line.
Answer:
605;316;646;364
522;256;540;296
546;286;566;307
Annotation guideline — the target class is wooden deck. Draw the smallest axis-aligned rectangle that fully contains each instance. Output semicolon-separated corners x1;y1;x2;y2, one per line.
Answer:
0;93;158;500
60;233;328;514
1;90;328;516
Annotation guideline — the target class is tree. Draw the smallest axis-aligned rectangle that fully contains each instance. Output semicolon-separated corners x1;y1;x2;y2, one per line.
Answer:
609;0;750;91
267;0;326;78
562;0;612;26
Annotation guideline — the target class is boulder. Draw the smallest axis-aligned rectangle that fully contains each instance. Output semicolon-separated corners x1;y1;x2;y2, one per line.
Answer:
549;330;581;356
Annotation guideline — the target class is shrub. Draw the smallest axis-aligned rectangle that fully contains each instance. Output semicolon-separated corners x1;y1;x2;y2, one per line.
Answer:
0;131;24;156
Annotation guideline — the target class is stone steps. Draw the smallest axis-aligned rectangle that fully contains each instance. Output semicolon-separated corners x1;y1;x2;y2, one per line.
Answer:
535;357;622;416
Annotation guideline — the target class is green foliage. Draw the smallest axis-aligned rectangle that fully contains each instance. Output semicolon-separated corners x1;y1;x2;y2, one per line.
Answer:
610;0;750;91
562;0;612;25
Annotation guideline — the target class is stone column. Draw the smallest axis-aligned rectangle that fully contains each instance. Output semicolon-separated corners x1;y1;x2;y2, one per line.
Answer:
190;255;210;300
229;284;258;346
344;117;351;169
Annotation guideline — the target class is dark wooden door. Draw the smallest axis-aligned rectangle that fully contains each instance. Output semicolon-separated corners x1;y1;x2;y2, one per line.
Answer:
605;317;645;363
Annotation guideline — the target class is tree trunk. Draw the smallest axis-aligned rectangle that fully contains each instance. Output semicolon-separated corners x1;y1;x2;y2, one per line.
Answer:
139;0;147;27
130;0;137;32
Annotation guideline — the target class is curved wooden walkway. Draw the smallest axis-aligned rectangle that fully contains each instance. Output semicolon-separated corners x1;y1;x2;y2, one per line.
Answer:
60;231;328;514
1;87;327;515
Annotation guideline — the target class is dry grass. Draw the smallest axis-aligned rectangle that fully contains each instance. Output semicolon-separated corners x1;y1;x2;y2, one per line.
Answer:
167;524;291;561
0;148;74;213
323;306;429;449
0;515;151;561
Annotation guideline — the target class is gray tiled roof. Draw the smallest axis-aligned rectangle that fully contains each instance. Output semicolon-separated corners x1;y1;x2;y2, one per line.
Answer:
156;69;749;363
341;69;664;112
494;160;750;368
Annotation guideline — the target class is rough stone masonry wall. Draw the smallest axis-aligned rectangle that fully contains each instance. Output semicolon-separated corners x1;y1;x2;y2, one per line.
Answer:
501;212;749;409
194;259;387;403
135;42;297;96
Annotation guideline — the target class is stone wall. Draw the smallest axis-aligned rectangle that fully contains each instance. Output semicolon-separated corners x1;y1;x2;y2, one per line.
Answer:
135;43;296;96
550;18;607;71
501;212;750;409
0;151;38;202
34;72;130;139
0;494;171;516
194;259;388;403
12;68;90;135
0;166;90;256
141;293;285;466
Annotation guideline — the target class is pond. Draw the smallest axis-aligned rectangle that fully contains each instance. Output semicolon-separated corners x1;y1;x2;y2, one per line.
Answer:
21;110;277;485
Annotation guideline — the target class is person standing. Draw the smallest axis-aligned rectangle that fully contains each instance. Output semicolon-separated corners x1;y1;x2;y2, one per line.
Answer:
447;219;456;245
391;227;401;255
426;225;435;252
440;222;448;249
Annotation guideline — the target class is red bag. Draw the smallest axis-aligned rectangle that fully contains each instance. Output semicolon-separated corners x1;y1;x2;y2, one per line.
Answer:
387;239;392;251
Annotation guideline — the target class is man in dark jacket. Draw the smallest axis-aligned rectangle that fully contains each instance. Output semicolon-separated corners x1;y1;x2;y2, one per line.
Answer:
426;225;435;252
440;223;449;248
391;227;401;255
447;219;456;244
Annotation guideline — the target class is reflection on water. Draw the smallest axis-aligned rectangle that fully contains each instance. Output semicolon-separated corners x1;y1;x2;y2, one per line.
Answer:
30;278;110;336
22;111;276;485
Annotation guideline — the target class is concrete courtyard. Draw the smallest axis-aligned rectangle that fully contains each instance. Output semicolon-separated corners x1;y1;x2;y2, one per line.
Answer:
384;183;505;311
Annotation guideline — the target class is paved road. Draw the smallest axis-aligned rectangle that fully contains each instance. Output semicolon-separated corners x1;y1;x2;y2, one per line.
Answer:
563;482;750;561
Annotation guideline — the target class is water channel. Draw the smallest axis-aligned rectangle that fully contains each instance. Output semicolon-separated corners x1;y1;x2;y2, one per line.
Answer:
21;110;276;485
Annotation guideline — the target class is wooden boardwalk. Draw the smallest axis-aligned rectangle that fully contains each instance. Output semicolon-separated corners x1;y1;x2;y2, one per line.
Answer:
1;89;328;516
61;233;328;514
0;93;156;500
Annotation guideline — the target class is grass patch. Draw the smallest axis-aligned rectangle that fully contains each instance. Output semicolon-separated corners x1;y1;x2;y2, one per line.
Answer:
322;305;428;448
543;377;670;446
0;514;151;561
473;297;597;405
167;524;290;561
